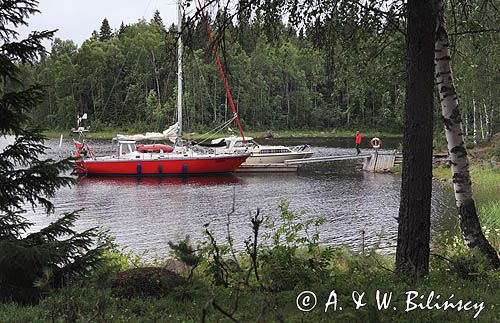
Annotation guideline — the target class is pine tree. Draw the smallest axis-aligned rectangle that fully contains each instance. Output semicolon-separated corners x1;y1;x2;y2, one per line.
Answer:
91;29;99;40
118;21;127;38
0;0;108;303
99;18;112;41
395;0;436;277
152;9;164;27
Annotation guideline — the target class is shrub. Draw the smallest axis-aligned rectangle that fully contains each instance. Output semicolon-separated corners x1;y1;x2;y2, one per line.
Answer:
111;267;185;298
259;200;331;291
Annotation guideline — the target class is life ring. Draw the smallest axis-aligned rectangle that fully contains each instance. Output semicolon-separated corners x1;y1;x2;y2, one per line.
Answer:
370;137;382;149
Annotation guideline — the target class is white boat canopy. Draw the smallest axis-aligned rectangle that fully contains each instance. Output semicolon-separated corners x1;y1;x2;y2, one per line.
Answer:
114;123;179;142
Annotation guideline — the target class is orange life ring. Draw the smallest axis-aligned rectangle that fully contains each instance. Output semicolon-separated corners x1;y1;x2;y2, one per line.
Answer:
370;137;382;149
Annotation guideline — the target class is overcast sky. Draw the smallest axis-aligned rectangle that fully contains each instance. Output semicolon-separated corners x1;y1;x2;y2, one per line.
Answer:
18;0;182;48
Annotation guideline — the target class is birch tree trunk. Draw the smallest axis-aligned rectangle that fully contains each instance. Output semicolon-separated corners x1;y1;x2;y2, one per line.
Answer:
464;114;468;144
473;98;478;146
151;50;162;109
479;104;485;140
434;0;499;268
484;103;491;142
488;106;494;142
395;0;435;277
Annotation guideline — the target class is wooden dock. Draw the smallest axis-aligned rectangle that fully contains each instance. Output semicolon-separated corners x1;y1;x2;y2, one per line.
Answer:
284;154;371;165
362;152;402;173
236;152;402;173
236;163;299;173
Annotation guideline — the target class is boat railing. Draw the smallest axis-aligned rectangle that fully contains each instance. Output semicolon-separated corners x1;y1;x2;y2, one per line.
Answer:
292;144;311;152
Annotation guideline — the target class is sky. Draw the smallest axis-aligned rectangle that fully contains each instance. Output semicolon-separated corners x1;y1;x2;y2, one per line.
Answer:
17;0;182;48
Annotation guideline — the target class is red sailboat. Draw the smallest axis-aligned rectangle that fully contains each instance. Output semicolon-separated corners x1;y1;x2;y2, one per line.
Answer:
73;2;248;176
73;138;248;176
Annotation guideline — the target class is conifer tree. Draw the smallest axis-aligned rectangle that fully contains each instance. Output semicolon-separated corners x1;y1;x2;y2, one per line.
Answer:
395;0;436;277
0;0;107;303
91;29;99;40
118;21;126;38
152;9;164;27
99;18;112;41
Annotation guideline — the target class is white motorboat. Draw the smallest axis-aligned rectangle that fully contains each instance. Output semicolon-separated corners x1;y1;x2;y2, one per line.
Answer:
205;136;313;164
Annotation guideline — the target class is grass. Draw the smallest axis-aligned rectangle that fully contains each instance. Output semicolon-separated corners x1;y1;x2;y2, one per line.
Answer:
479;201;500;230
470;166;500;186
431;164;500;187
1;251;499;323
432;166;452;180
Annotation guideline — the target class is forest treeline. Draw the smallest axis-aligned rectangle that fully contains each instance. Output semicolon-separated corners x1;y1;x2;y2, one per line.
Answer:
26;7;498;137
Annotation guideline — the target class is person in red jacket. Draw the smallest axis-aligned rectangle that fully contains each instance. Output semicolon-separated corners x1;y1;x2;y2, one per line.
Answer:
355;130;362;155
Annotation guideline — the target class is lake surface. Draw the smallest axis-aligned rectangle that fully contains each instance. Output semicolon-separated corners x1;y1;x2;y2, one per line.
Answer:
3;136;462;258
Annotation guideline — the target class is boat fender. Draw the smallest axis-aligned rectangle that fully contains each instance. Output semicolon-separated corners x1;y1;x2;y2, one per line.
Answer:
158;164;163;174
370;137;382;149
182;163;187;174
137;163;142;175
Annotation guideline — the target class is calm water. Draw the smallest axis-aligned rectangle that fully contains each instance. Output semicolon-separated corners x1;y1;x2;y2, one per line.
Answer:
2;136;461;257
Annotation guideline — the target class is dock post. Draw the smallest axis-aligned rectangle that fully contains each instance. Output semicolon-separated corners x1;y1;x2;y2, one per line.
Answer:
373;149;379;172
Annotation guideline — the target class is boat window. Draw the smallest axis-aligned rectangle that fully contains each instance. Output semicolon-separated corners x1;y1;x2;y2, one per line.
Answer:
260;149;291;154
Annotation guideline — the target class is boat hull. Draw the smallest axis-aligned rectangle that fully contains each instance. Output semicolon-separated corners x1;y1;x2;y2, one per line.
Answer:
75;155;248;176
244;151;313;164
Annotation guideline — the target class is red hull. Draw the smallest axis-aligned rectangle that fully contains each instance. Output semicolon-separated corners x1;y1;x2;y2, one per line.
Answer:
75;155;248;176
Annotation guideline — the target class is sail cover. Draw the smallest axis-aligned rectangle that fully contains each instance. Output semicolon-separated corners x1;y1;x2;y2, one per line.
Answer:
195;139;227;147
115;123;179;142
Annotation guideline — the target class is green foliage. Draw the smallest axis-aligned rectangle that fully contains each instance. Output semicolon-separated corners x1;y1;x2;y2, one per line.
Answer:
99;18;112;41
196;200;332;292
431;232;496;280
0;1;108;303
2;209;500;321
168;235;202;269
151;10;164;27
200;223;231;286
111;267;185;299
23;8;411;133
259;200;331;290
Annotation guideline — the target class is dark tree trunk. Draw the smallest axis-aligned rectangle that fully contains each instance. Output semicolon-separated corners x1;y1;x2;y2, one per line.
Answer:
395;0;436;277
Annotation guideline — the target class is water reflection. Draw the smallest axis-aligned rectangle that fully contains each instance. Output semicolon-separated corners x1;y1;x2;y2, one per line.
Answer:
4;136;461;258
77;174;240;186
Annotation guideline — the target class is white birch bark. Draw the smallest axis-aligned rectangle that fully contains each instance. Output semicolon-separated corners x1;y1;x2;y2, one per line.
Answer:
464;114;468;144
484;103;491;142
479;103;485;140
434;0;499;267
473;98;478;146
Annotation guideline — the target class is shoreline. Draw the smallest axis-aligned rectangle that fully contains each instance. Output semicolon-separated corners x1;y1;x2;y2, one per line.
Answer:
42;129;403;140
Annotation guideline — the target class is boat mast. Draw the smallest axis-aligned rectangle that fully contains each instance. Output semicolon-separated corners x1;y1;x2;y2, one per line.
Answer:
176;0;183;147
196;0;246;143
